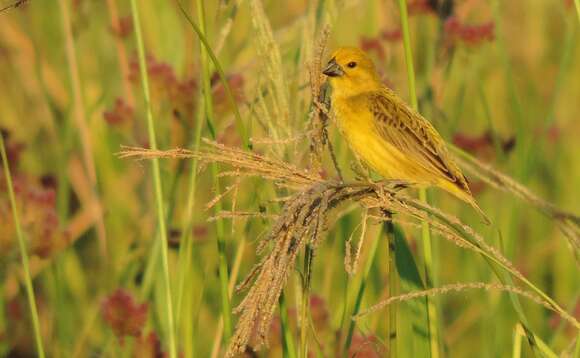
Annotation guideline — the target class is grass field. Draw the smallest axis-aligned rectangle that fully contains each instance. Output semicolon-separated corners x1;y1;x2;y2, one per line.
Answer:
0;0;579;357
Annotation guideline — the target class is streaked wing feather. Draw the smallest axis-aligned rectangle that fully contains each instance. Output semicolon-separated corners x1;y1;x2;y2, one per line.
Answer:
369;91;469;190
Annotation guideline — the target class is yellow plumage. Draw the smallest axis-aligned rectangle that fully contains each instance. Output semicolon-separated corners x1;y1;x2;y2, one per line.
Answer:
323;47;489;224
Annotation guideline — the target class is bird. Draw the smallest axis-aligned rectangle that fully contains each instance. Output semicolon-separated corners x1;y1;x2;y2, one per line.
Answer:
322;47;490;224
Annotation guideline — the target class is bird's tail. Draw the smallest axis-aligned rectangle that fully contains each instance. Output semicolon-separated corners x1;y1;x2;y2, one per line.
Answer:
467;197;491;225
440;181;491;225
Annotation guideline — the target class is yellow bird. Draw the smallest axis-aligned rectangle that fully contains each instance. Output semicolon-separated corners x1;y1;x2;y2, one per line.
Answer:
322;47;489;224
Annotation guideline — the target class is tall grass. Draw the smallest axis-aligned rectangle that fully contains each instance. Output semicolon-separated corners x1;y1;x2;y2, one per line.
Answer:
58;0;108;257
343;221;381;352
197;0;233;342
0;129;45;357
0;1;579;357
397;0;440;356
129;1;176;357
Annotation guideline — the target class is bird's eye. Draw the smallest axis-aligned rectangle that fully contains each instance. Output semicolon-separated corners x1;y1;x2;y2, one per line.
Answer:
347;61;357;68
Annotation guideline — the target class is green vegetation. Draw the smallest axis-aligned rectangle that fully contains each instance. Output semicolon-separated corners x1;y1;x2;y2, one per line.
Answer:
0;1;578;357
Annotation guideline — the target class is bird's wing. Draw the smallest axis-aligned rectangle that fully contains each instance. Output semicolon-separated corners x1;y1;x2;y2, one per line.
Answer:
369;90;470;192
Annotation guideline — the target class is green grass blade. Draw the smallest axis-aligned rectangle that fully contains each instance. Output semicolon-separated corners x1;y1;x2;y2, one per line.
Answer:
393;225;430;358
386;221;398;358
512;324;524;358
300;245;314;358
195;0;233;342
0;130;45;358
177;1;250;150
57;0;107;258
344;223;381;353
279;292;297;358
129;1;176;357
175;101;204;349
533;334;558;358
397;0;439;356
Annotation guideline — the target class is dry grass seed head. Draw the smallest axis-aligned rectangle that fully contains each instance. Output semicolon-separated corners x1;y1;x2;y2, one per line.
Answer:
118;132;578;354
355;282;579;329
249;0;291;133
344;210;368;276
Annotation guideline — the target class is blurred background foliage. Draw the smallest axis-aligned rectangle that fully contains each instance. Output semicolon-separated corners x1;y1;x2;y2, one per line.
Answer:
0;0;578;357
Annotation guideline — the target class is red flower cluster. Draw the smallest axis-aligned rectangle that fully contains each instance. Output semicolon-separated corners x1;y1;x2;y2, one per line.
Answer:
408;0;437;16
348;333;385;357
103;97;134;125
211;72;246;114
0;174;61;258
444;16;495;46
381;28;403;42
111;16;133;39
101;289;148;341
360;37;387;61
0;129;63;259
308;294;330;331
166;224;211;248
357;25;406;66
129;55;198;119
452;131;515;158
134;331;166;358
452;130;514;194
358;28;404;66
216;122;243;147
101;290;168;355
0;129;25;170
193;224;208;240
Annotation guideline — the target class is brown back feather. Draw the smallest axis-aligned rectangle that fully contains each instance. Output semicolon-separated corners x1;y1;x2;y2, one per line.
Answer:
369;89;471;194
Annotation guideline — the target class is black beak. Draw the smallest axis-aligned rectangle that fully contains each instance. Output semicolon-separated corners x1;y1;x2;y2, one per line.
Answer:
322;58;344;77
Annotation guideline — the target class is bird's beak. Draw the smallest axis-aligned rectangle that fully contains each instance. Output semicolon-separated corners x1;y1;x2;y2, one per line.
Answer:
322;58;344;77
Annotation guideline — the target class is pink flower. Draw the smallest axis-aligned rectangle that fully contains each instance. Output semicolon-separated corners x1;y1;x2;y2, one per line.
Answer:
134;331;166;358
348;333;385;357
360;37;386;61
408;0;437;16
381;28;402;42
445;16;495;46
103;98;134;125
111;16;133;38
101;289;148;341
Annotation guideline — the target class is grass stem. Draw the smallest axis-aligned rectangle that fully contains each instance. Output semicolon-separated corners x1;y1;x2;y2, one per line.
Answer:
386;220;398;357
58;0;108;258
177;1;250;150
300;245;314;358
129;1;177;357
344;222;381;353
397;0;440;356
279;293;297;358
104;0;135;106
512;324;524;358
195;0;233;342
0;130;45;358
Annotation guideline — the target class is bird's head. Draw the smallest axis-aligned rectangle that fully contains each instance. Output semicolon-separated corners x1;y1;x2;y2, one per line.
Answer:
322;47;381;98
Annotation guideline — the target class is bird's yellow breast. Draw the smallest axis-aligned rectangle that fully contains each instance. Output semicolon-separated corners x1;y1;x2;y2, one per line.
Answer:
333;96;431;184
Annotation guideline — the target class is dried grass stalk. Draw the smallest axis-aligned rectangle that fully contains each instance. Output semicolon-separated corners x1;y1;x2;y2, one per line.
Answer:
249;0;291;132
119;139;579;355
355;282;579;329
452;147;580;255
